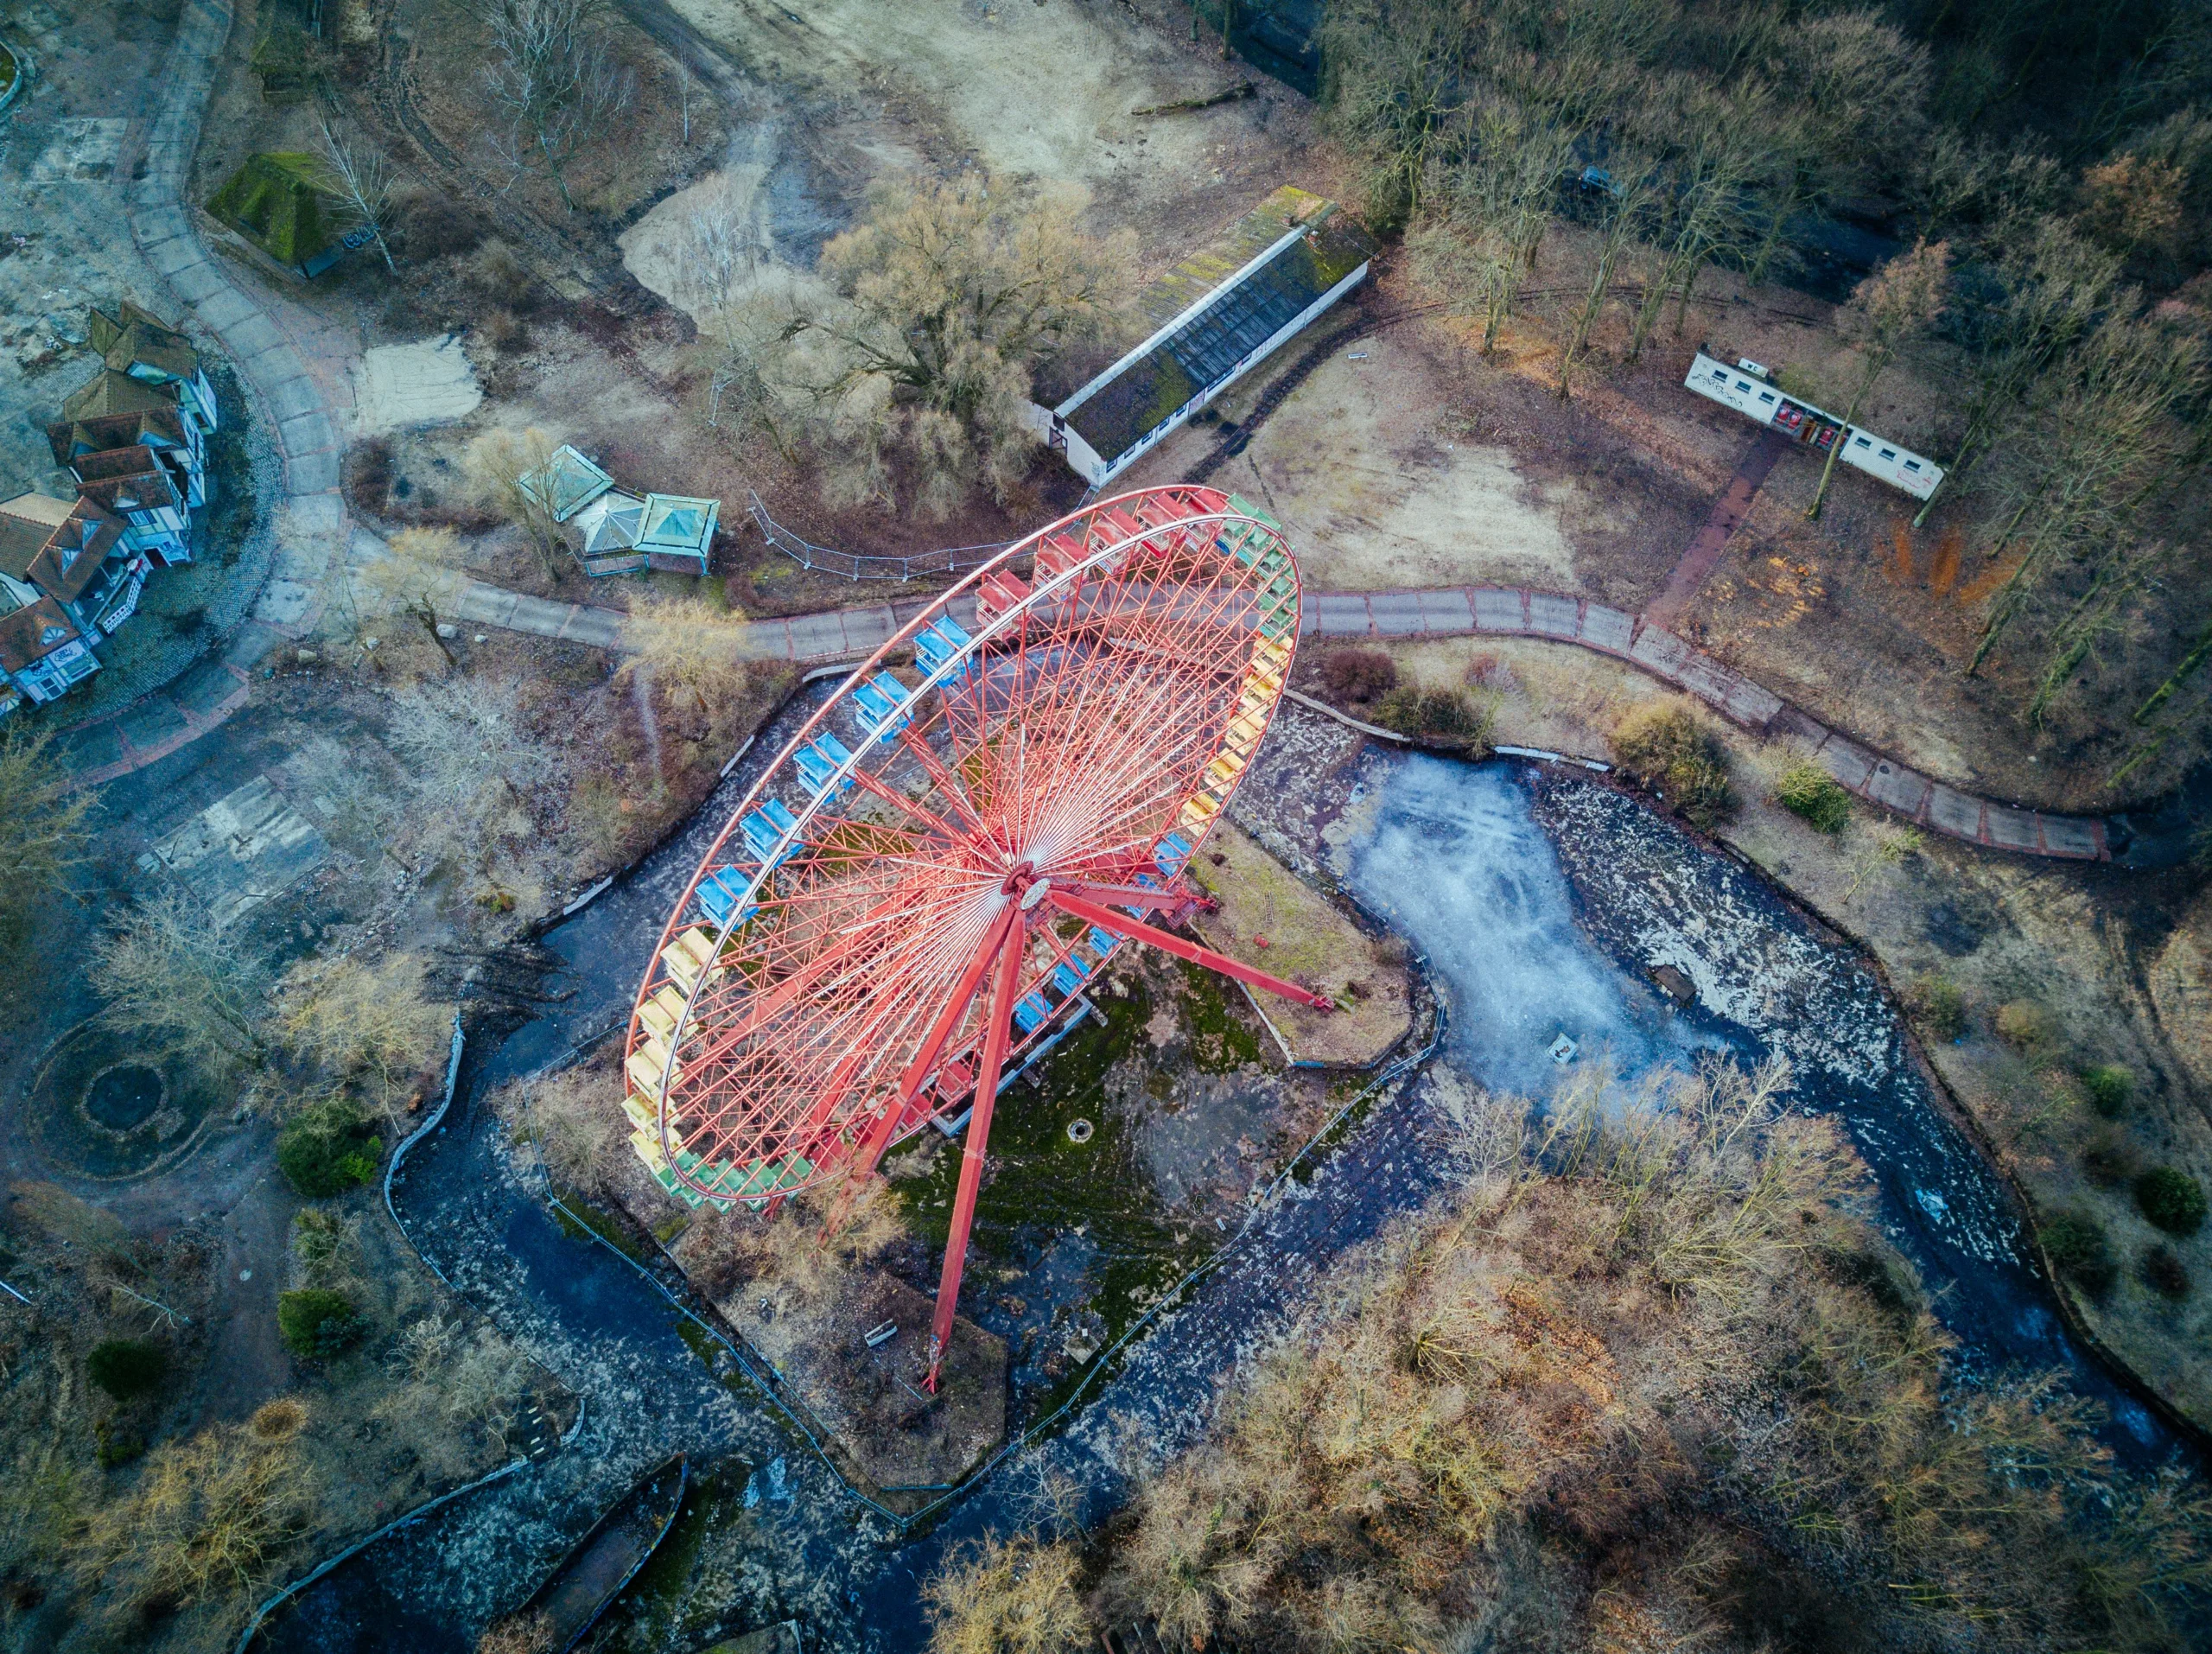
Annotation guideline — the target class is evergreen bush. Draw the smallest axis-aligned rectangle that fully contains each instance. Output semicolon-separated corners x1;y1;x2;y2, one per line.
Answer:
1775;760;1852;832
86;1337;168;1402
275;1098;384;1198
276;1289;365;1359
2040;1209;2116;1295
2082;1065;2133;1118
2135;1167;2208;1236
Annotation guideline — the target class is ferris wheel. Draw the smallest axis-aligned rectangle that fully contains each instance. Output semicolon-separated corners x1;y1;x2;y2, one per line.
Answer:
619;484;1328;1387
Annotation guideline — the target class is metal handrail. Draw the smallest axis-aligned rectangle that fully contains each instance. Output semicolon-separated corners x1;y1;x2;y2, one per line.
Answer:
747;492;1009;583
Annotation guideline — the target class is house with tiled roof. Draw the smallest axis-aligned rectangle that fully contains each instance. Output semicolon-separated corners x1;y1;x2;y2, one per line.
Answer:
0;595;98;710
69;447;190;566
3;493;146;641
48;405;207;510
86;301;218;435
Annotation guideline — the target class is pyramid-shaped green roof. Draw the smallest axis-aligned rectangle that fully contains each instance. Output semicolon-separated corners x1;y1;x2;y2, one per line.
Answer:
205;153;344;271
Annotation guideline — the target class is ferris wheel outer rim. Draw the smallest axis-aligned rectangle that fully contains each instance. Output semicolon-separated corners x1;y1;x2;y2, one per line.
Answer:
627;485;1304;1204
642;497;1301;1201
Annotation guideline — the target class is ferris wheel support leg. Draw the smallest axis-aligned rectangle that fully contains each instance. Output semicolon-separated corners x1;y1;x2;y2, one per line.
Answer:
821;907;1019;1244
925;917;1027;1393
1048;890;1336;1013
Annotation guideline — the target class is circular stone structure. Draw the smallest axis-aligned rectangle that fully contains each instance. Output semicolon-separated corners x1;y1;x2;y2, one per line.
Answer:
624;484;1320;1383
85;1062;168;1131
28;1021;222;1180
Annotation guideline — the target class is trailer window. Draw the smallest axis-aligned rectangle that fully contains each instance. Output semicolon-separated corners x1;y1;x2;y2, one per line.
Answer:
1904;460;1922;471
1853;436;1872;447
1736;379;1751;391
1758;391;1776;403
1711;368;1727;380
1879;448;1897;460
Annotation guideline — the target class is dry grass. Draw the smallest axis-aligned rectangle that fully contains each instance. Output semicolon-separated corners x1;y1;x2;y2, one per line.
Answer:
75;1410;317;1613
1071;1058;2212;1653
924;1536;1089;1654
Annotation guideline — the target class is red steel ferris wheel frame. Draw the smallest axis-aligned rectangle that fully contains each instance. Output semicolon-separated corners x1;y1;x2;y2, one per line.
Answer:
618;484;1320;1387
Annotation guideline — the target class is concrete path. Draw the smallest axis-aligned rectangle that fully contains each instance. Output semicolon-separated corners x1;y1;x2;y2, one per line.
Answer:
1644;429;1789;627
435;569;2110;862
60;0;352;790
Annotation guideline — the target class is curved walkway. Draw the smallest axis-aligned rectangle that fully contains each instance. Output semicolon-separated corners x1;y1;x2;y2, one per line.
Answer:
58;0;2100;863
449;576;2107;862
58;0;351;790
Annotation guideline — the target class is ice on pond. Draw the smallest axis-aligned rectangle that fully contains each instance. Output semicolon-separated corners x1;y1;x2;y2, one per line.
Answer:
1336;755;1722;1098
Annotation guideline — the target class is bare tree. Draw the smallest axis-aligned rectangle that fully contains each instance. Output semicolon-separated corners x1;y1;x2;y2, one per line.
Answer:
1315;0;1471;227
1968;310;2206;675
276;951;448;1118
1916;216;2120;525
679;183;757;345
464;428;565;582
357;526;471;665
1556;156;1658;402
93;888;271;1072
0;725;92;955
1806;239;1950;519
761;175;1134;517
1415;99;1574;354
315;110;397;274
479;0;634;213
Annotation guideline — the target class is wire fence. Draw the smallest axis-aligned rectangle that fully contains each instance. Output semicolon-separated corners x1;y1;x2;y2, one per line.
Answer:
748;492;1010;583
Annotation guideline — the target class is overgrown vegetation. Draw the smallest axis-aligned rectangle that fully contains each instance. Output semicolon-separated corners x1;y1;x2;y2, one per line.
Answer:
1321;0;2212;792
933;1059;2212;1650
1776;758;1853;832
721;175;1135;516
0;725;92;957
2136;1165;2209;1236
1611;699;1736;827
277;1288;367;1360
275;1097;386;1198
1373;683;1496;748
1316;646;1400;705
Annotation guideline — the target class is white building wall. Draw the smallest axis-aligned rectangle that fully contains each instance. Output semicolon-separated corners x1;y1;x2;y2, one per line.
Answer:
1684;351;1944;501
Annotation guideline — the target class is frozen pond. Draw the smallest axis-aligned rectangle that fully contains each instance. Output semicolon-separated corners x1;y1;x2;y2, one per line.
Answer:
1338;755;1723;1095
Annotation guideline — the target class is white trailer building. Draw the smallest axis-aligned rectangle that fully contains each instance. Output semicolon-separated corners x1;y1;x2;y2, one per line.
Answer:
1684;351;1944;501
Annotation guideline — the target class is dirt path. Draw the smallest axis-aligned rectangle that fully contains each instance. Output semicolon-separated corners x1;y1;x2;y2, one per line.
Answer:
1644;428;1789;627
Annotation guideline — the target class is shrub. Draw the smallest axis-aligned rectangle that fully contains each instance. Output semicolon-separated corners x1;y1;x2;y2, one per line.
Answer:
1994;1000;2056;1053
1375;685;1496;749
2141;1244;2191;1299
274;1098;385;1199
276;1289;365;1360
924;1536;1090;1654
1319;648;1397;704
2135;1166;2209;1236
2041;1209;2116;1295
1904;973;1967;1041
2082;1065;2133;1118
86;1338;168;1402
1611;702;1737;829
2081;1125;2143;1189
1775;760;1852;833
